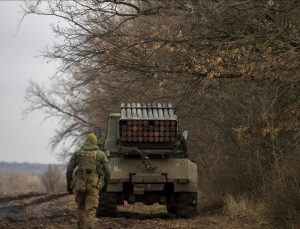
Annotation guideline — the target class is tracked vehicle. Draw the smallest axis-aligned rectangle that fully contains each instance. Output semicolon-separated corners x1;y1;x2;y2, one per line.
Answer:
97;103;198;217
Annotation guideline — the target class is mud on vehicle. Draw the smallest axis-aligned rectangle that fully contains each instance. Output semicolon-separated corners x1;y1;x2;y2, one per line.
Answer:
96;103;198;218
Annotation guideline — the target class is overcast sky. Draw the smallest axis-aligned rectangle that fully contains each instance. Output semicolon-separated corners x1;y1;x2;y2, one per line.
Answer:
0;1;62;164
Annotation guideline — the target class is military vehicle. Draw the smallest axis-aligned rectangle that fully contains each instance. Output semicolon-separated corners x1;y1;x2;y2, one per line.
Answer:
96;103;198;217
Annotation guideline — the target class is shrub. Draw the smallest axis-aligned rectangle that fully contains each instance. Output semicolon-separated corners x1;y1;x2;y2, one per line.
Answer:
263;151;300;228
40;165;66;193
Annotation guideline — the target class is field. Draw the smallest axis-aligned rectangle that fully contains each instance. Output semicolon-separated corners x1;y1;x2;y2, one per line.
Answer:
0;192;270;229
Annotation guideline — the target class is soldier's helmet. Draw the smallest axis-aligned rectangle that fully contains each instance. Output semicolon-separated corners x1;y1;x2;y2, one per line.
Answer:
86;133;97;145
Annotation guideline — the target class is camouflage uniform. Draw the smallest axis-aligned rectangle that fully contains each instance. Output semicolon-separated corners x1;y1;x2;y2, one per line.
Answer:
66;134;111;229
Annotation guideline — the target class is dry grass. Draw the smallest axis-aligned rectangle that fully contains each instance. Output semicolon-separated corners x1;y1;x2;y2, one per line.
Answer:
225;195;260;218
0;171;66;195
0;172;45;195
118;202;167;214
224;195;270;228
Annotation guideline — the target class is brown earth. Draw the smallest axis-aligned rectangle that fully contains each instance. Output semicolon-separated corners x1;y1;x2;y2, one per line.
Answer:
0;193;270;229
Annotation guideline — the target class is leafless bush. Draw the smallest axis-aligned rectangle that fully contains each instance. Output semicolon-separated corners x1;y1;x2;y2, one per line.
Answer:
179;80;299;196
40;165;66;193
263;151;300;228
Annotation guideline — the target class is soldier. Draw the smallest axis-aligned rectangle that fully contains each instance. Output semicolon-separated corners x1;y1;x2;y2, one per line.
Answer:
66;133;111;229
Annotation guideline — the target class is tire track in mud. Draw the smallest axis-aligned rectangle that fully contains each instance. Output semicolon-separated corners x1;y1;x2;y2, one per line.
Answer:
0;193;73;222
0;192;45;203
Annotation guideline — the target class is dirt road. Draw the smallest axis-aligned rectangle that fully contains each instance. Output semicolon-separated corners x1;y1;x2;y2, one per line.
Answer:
0;193;267;229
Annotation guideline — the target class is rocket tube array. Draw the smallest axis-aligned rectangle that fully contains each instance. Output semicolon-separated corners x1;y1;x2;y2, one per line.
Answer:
120;103;177;143
120;119;177;143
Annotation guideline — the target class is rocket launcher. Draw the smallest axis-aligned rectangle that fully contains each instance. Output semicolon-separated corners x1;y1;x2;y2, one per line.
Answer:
119;103;178;144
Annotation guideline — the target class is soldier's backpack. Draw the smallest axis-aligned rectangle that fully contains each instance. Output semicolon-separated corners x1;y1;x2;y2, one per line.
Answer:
72;150;99;192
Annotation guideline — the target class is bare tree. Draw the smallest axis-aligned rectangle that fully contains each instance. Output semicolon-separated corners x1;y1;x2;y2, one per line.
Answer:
22;0;299;145
23;1;300;225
